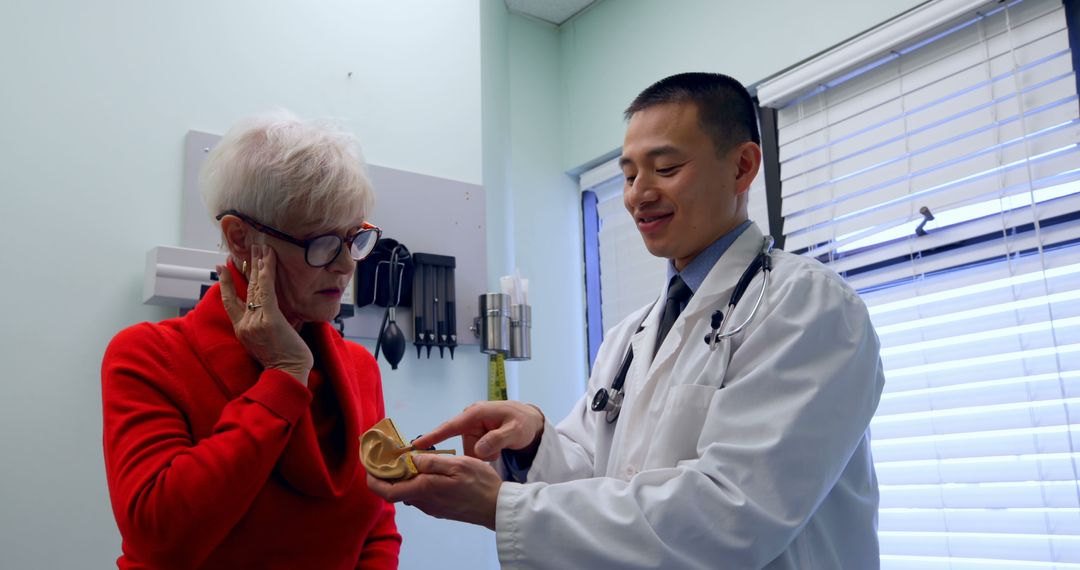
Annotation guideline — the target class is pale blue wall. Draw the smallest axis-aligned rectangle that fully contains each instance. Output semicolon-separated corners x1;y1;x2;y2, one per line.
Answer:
0;1;492;568
481;6;588;417
483;0;513;283
504;16;588;419
558;0;927;170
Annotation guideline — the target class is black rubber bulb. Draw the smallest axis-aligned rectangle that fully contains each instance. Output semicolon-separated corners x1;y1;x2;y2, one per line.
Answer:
382;315;406;370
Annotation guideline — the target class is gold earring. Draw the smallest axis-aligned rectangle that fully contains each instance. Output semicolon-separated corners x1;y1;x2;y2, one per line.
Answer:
242;259;248;276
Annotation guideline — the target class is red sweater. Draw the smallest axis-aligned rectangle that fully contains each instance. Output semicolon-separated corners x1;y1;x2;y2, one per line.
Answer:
102;264;399;569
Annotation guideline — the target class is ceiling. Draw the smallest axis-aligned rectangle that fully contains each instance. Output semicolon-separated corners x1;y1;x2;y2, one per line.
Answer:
503;0;600;26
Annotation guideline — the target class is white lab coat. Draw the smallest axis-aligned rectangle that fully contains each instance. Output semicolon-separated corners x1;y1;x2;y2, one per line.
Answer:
496;223;884;569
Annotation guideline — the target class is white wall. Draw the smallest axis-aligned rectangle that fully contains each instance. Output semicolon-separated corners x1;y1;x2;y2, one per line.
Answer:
504;16;588;419
557;0;927;170
481;5;587;417
0;1;493;568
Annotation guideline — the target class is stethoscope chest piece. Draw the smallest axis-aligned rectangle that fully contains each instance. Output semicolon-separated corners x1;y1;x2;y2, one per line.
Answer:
592;331;637;424
591;386;624;423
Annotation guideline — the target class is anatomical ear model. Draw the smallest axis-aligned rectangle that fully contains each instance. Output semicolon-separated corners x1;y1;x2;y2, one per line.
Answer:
361;417;455;481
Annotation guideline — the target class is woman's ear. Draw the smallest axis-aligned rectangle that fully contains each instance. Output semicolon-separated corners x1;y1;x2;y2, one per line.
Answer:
219;215;251;261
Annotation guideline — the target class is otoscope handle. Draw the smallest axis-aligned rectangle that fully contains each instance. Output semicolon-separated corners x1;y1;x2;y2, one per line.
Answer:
437;319;446;358
447;301;456;340
446;301;456;358
414;315;425;358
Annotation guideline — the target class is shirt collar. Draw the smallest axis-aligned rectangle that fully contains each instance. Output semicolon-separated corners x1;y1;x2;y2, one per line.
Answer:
667;220;753;294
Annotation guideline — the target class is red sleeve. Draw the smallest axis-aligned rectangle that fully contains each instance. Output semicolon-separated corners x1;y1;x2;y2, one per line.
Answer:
355;347;401;568
357;501;400;569
102;323;312;568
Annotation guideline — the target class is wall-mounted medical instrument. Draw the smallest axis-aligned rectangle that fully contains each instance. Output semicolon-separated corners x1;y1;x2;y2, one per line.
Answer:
356;238;414;369
376;242;409;369
475;275;533;360
356;247;459;367
474;293;510;355
473;292;512;400
471;273;531;400
411;253;458;360
471;274;531;360
592;237;775;423
508;303;531;361
143;246;228;308
357;238;413;308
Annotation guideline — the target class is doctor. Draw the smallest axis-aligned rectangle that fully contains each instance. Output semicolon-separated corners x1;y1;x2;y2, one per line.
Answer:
368;72;885;569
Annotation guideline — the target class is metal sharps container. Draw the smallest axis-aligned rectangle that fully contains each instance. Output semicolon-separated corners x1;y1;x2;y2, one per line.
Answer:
507;304;531;361
475;293;510;355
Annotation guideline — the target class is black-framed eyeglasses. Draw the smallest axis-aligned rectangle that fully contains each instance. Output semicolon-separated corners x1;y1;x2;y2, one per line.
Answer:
216;210;382;268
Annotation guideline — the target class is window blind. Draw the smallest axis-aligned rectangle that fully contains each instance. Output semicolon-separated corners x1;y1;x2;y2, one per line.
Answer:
763;0;1080;567
774;0;1080;270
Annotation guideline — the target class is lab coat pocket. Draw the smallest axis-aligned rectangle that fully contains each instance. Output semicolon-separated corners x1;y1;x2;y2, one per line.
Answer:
673;325;732;389
644;383;718;468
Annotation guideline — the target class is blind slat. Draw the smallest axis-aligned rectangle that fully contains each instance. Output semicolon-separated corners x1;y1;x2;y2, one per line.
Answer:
780;66;1077;196
782;118;1080;236
880;507;1080;535
777;2;1068;149
786;145;1080;254
818;188;1080;276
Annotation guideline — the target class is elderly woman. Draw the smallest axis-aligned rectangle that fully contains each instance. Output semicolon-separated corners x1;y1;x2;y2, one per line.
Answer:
101;111;399;569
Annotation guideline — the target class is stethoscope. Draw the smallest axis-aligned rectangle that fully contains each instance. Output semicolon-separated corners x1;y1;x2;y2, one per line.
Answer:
590;236;775;424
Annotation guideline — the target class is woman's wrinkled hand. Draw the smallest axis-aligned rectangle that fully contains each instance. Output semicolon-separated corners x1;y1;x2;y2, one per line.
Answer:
218;244;313;386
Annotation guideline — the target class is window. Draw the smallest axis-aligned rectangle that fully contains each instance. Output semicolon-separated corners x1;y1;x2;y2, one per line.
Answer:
756;0;1080;566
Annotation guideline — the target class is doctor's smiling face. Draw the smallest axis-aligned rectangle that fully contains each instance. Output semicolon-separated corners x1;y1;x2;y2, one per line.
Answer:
620;100;760;271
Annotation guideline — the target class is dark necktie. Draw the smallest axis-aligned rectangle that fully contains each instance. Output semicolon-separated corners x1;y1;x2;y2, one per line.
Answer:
654;275;693;357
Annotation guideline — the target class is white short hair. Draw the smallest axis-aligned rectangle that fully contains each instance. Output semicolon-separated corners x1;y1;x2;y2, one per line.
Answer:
200;110;374;233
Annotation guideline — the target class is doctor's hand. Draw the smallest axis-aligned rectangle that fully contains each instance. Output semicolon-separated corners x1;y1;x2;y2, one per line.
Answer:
218;244;313;386
366;454;502;530
411;401;545;462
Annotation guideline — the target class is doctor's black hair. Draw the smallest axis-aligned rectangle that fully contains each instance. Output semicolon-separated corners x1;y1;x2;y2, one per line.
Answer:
624;72;761;154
